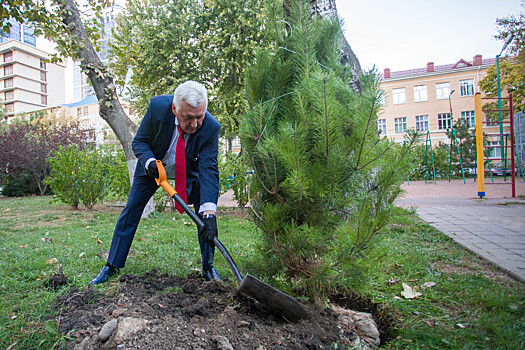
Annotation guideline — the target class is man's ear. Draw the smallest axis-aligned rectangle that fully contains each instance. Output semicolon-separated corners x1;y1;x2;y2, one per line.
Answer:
171;103;177;116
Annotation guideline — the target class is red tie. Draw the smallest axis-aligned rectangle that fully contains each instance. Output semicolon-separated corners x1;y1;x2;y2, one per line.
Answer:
175;125;187;213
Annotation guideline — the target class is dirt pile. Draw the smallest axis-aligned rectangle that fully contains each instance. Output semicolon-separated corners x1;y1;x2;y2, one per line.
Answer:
53;270;383;349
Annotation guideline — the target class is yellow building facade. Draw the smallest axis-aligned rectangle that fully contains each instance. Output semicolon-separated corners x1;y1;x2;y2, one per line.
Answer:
378;55;495;146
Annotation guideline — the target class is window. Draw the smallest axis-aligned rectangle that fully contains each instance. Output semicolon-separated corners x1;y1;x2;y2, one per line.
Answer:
41;84;47;93
5;91;14;100
77;107;82;116
392;88;406;104
413;85;428;102
436;82;450;100
40;59;46;70
488;141;502;159
377;119;387;135
231;136;241;147
438;113;452;130
4;51;13;62
5;103;14;113
40;71;47;82
4;65;13;75
415;115;429;131
41;95;47;105
461;111;475;128
83;106;89;115
394;117;407;133
460;79;475;96
4;78;13;88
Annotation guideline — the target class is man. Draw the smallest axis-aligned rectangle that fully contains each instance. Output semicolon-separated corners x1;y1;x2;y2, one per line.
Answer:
90;80;222;284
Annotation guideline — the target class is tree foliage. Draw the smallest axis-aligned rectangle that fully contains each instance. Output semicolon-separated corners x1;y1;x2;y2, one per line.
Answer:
240;0;416;301
480;10;525;114
108;0;272;138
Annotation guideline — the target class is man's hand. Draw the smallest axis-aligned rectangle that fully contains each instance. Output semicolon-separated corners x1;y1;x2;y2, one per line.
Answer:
147;161;162;179
200;215;218;245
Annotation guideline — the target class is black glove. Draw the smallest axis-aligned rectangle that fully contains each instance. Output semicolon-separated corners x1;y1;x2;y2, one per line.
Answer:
147;161;165;179
200;214;218;245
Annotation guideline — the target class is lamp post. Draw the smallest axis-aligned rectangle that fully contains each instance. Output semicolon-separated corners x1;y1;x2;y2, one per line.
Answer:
496;34;514;152
449;89;455;128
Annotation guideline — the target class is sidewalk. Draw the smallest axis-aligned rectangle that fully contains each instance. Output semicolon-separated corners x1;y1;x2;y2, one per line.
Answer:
396;178;525;282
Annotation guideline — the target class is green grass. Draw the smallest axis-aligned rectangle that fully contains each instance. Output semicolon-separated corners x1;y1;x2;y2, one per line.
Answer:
369;209;525;349
0;196;523;349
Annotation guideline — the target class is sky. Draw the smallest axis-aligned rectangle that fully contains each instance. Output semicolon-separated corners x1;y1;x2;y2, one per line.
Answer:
335;0;524;73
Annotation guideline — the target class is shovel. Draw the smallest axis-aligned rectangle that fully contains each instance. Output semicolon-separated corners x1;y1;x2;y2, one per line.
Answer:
154;160;307;321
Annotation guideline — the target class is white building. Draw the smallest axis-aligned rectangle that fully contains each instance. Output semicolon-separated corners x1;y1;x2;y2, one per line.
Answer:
0;40;66;118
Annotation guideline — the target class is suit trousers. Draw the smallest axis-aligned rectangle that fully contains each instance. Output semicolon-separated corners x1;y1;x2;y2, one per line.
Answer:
106;175;215;271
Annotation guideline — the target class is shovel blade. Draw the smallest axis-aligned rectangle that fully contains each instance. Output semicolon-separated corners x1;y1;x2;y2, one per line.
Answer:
239;274;307;322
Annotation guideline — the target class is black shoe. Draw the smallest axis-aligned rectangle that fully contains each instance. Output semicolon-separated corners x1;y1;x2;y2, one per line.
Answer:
202;268;222;281
90;265;119;285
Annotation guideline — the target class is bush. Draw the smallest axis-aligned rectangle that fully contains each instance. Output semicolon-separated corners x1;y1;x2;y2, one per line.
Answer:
45;145;108;209
219;151;251;208
1;172;39;197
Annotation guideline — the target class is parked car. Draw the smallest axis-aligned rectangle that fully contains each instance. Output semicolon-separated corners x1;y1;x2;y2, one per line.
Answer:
490;162;516;176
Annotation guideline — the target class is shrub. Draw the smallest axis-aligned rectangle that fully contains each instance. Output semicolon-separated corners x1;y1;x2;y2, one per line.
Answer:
0;114;85;196
219;151;251;208
46;145;108;209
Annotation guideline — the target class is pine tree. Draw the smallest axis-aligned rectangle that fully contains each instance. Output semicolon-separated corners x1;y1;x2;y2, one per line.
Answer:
240;0;417;301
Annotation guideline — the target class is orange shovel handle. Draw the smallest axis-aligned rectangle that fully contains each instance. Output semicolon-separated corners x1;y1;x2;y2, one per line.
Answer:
155;160;176;197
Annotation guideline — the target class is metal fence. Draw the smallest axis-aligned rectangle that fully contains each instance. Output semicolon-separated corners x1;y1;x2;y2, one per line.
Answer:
515;112;525;164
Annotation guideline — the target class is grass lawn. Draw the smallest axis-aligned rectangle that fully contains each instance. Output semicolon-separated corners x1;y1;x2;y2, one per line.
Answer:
0;195;523;349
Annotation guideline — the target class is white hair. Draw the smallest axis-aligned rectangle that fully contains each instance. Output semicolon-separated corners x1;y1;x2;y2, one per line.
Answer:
173;80;208;111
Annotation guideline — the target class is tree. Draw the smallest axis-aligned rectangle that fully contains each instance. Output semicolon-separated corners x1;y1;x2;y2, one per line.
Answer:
240;0;416;301
479;11;525;114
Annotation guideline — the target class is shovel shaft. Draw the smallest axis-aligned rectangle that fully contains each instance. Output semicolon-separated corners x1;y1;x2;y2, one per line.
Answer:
155;161;244;283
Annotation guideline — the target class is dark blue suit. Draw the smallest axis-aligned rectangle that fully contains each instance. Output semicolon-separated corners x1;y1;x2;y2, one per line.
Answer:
107;95;221;269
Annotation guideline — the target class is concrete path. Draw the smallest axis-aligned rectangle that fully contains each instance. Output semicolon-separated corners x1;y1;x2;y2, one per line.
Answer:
396;178;525;282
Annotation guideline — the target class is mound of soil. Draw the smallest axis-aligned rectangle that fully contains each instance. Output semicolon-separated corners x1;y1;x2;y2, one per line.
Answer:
54;270;384;349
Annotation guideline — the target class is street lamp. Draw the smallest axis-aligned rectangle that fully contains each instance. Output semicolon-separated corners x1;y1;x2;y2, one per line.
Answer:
496;34;514;149
449;89;455;128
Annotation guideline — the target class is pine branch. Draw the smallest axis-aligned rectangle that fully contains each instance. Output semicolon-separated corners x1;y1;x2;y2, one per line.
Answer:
323;77;330;160
355;94;378;169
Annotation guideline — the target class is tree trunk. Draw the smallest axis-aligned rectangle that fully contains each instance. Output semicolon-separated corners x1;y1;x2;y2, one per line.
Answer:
60;0;154;217
309;0;362;92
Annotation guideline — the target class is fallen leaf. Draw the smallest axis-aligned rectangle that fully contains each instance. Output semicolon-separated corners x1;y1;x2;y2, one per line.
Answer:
20;244;28;248
46;258;58;264
41;237;53;243
79;252;85;258
421;282;436;289
97;238;103;244
183;221;193;226
387;277;398;284
456;323;466;329
401;283;422;299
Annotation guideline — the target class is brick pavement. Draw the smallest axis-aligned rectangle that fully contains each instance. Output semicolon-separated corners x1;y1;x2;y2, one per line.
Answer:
396;178;525;282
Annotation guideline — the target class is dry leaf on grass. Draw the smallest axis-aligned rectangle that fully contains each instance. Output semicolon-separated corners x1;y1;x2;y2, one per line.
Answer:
46;258;57;264
401;283;422;299
421;282;436;289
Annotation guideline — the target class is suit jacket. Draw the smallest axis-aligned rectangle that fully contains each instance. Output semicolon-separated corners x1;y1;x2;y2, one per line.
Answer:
132;95;221;206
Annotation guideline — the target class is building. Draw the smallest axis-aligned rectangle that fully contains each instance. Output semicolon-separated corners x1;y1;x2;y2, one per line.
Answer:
73;6;122;101
378;55;495;146
0;40;66;118
1;18;36;47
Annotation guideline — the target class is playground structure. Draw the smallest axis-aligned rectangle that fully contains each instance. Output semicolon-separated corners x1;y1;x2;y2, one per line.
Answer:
475;92;525;198
418;93;524;192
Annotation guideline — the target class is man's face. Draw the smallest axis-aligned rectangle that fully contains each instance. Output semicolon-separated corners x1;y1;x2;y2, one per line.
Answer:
172;100;206;134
